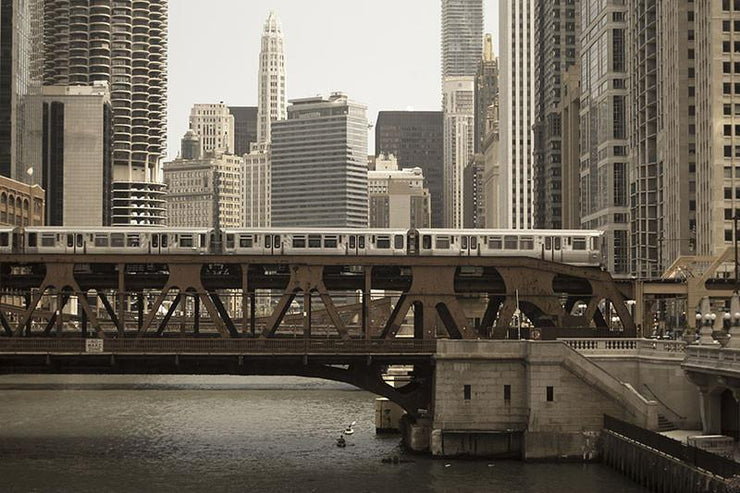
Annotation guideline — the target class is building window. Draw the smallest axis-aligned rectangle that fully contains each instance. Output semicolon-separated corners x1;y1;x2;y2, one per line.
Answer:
546;386;554;402
464;385;471;400
504;385;511;402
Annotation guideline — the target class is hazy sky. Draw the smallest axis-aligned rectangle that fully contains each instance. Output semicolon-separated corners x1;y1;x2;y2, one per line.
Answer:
167;0;499;160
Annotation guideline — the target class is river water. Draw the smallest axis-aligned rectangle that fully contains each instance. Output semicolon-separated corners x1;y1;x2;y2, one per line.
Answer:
0;375;647;492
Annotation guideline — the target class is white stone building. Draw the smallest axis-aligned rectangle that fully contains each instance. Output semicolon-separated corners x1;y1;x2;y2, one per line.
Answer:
189;103;235;155
368;155;430;229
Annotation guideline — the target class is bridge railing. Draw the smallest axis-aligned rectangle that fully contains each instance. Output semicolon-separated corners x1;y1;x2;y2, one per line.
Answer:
685;344;740;370
0;338;438;354
559;338;686;358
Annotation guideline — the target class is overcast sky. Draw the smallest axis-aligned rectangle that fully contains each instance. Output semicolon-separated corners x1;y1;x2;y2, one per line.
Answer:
167;0;499;160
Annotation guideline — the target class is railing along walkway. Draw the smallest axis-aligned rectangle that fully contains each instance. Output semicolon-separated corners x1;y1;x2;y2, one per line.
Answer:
560;338;686;359
0;338;438;355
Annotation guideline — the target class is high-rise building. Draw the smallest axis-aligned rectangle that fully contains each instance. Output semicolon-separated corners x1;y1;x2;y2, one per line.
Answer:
629;0;661;278
657;0;696;268
560;64;581;230
29;84;113;226
257;10;286;144
463;154;485;228
441;0;484;79
229;106;257;156
369;154;430;229
533;0;580;229
244;142;270;228
499;0;535;229
189;103;234;155
695;0;740;258
271;93;368;228
442;0;482;229
43;0;168;225
375;111;444;227
579;1;630;275
474;34;498;154
443;77;475;228
0;0;43;181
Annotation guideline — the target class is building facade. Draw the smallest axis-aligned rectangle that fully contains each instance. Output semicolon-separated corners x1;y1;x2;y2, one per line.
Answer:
229;106;257;156
441;0;484;79
443;77;475;229
26;84;113;226
43;0;168;225
463;154;485;228
375;111;444;227
368;155;430;229
499;0;536;229
0;0;43;182
163;151;243;229
257;10;286;144
579;0;630;275
244;142;270;228
0;175;44;226
656;0;696;268
560;64;581;230
475;34;499;154
189;103;235;155
533;0;580;229
271;93;368;228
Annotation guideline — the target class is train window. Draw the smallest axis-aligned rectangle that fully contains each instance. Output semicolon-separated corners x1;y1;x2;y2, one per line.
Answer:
225;234;234;249
591;237;599;250
127;234;140;247
94;234;109;247
199;234;206;247
358;236;365;249
394;235;404;249
325;236;338;248
161;234;168;248
76;234;83;248
111;233;125;248
520;237;534;250
504;236;518;249
349;236;356;249
489;236;502;249
28;233;37;247
152;234;159;248
67;235;74;248
545;237;552;250
239;235;253;248
308;235;321;248
435;237;450;249
377;236;391;249
273;235;280;249
0;232;9;247
293;236;306;248
180;236;194;248
573;238;587;250
554;237;561;250
422;235;432;249
265;235;272;249
471;236;478;249
461;236;468;249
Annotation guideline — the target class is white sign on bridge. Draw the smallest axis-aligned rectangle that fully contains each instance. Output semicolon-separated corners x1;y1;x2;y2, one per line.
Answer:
85;339;104;353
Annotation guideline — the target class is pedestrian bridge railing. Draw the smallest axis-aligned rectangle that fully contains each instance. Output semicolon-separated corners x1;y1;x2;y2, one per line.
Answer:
560;338;686;359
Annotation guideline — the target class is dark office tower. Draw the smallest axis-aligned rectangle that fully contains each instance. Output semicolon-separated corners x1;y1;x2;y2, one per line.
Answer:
272;93;368;228
375;111;445;228
229;106;257;156
0;0;43;181
533;0;580;229
474;34;498;154
43;0;168;225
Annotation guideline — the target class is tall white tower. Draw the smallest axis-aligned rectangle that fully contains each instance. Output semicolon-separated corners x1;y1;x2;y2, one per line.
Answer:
499;0;535;229
257;10;286;144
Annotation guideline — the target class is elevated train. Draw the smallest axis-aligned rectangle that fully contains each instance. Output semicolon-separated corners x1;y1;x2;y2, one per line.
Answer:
0;227;606;268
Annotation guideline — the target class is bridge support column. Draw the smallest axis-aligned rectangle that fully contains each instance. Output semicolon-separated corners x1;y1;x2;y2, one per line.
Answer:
699;387;722;435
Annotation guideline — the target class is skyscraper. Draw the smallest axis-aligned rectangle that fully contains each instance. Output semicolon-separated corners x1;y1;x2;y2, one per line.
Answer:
0;0;43;181
579;1;630;275
441;0;482;228
499;0;535;229
43;0;168;225
229;106;258;156
533;0;580;229
474;34;499;154
375;111;444;228
271;93;368;228
256;10;286;145
189;103;235;155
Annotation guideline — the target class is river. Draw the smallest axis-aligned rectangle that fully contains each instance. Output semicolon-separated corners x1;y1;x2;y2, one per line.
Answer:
0;375;647;492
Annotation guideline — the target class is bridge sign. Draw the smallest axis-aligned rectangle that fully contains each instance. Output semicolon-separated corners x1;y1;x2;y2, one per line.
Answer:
85;339;104;353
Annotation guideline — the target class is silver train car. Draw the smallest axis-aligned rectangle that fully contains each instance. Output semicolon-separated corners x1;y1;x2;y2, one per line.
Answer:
6;227;606;267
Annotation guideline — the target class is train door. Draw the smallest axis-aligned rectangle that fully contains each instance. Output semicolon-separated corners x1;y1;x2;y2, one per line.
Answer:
553;236;562;262
544;236;552;261
459;235;479;256
461;235;469;256
64;233;85;254
265;233;282;255
407;230;419;256
348;235;358;255
150;232;169;254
